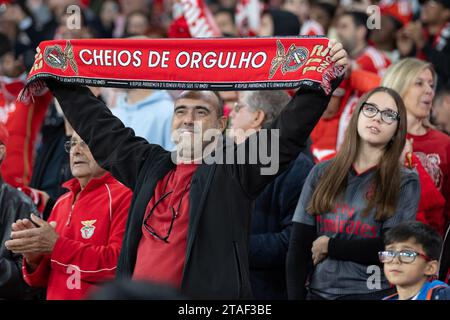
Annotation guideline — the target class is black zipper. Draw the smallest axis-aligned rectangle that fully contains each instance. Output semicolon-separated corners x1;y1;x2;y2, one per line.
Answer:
233;241;243;297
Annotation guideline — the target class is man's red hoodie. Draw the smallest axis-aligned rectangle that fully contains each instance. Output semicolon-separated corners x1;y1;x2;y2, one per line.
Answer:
22;172;132;300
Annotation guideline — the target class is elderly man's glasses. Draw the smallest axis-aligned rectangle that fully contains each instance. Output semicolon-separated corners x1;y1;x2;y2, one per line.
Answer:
361;103;400;125
233;102;250;113
64;140;88;153
378;250;432;264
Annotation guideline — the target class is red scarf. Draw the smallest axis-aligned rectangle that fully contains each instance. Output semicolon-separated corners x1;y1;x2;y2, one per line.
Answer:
21;37;343;99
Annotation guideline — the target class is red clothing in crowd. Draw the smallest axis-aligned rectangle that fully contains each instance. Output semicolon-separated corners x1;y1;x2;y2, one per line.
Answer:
379;0;414;26
413;153;446;235
355;46;392;77
300;20;325;36
133;163;199;289
22;173;132;300
408;129;450;231
310;115;340;162
0;79;52;187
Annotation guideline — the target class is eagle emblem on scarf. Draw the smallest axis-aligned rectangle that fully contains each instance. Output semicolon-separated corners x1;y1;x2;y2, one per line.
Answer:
44;41;79;75
269;40;309;79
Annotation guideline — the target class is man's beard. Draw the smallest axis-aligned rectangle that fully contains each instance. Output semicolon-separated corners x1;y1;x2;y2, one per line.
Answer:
340;37;355;56
177;131;205;161
172;121;223;163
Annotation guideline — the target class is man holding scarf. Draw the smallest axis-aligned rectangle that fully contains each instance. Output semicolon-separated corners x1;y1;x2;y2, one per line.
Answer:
17;39;347;299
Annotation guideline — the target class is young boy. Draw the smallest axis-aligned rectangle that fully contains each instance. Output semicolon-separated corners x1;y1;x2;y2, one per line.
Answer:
379;221;450;300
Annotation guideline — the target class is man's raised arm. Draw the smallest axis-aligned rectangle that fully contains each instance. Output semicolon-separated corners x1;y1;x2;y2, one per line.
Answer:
46;80;169;190
232;42;348;198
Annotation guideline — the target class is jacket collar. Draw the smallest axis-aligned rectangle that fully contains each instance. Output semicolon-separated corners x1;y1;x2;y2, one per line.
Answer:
62;172;116;194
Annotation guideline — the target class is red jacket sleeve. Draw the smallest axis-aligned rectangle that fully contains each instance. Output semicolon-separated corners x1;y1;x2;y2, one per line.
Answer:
49;191;130;283
1;91;52;187
444;145;450;228
410;154;446;235
349;70;381;94
22;255;51;288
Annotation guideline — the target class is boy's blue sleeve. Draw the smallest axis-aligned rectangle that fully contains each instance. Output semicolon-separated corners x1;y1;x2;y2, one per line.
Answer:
433;286;450;300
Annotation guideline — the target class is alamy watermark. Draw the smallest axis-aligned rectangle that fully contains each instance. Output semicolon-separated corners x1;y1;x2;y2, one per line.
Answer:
66;5;81;30
66;265;81;290
170;124;281;176
366;265;383;290
366;5;381;30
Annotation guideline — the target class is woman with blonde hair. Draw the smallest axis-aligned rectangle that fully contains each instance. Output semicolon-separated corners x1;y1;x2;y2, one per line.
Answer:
382;58;450;235
287;87;420;300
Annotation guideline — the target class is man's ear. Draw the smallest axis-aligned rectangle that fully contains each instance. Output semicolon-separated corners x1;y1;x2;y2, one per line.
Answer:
357;25;368;43
0;144;5;169
0;144;6;164
443;9;450;22
424;260;439;277
217;116;228;133
444;95;450;109
252;110;266;129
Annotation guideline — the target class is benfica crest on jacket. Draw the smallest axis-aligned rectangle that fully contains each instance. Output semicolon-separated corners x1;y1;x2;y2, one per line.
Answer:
80;220;97;239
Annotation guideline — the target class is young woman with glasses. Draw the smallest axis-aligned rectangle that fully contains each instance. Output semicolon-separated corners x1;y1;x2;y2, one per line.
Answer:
287;87;421;300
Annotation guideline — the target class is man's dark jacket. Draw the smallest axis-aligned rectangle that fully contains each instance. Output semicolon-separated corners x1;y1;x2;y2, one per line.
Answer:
0;179;38;299
48;80;334;299
440;225;450;284
250;152;313;299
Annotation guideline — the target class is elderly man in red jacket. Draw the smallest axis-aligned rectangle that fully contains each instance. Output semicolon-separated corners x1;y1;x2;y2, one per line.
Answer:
5;131;132;300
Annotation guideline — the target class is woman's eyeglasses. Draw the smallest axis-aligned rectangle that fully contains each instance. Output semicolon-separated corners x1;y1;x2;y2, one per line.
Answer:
361;103;400;125
378;250;432;264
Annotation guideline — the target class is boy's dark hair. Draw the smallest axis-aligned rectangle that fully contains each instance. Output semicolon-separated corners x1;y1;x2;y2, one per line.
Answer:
384;221;443;260
340;10;371;42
